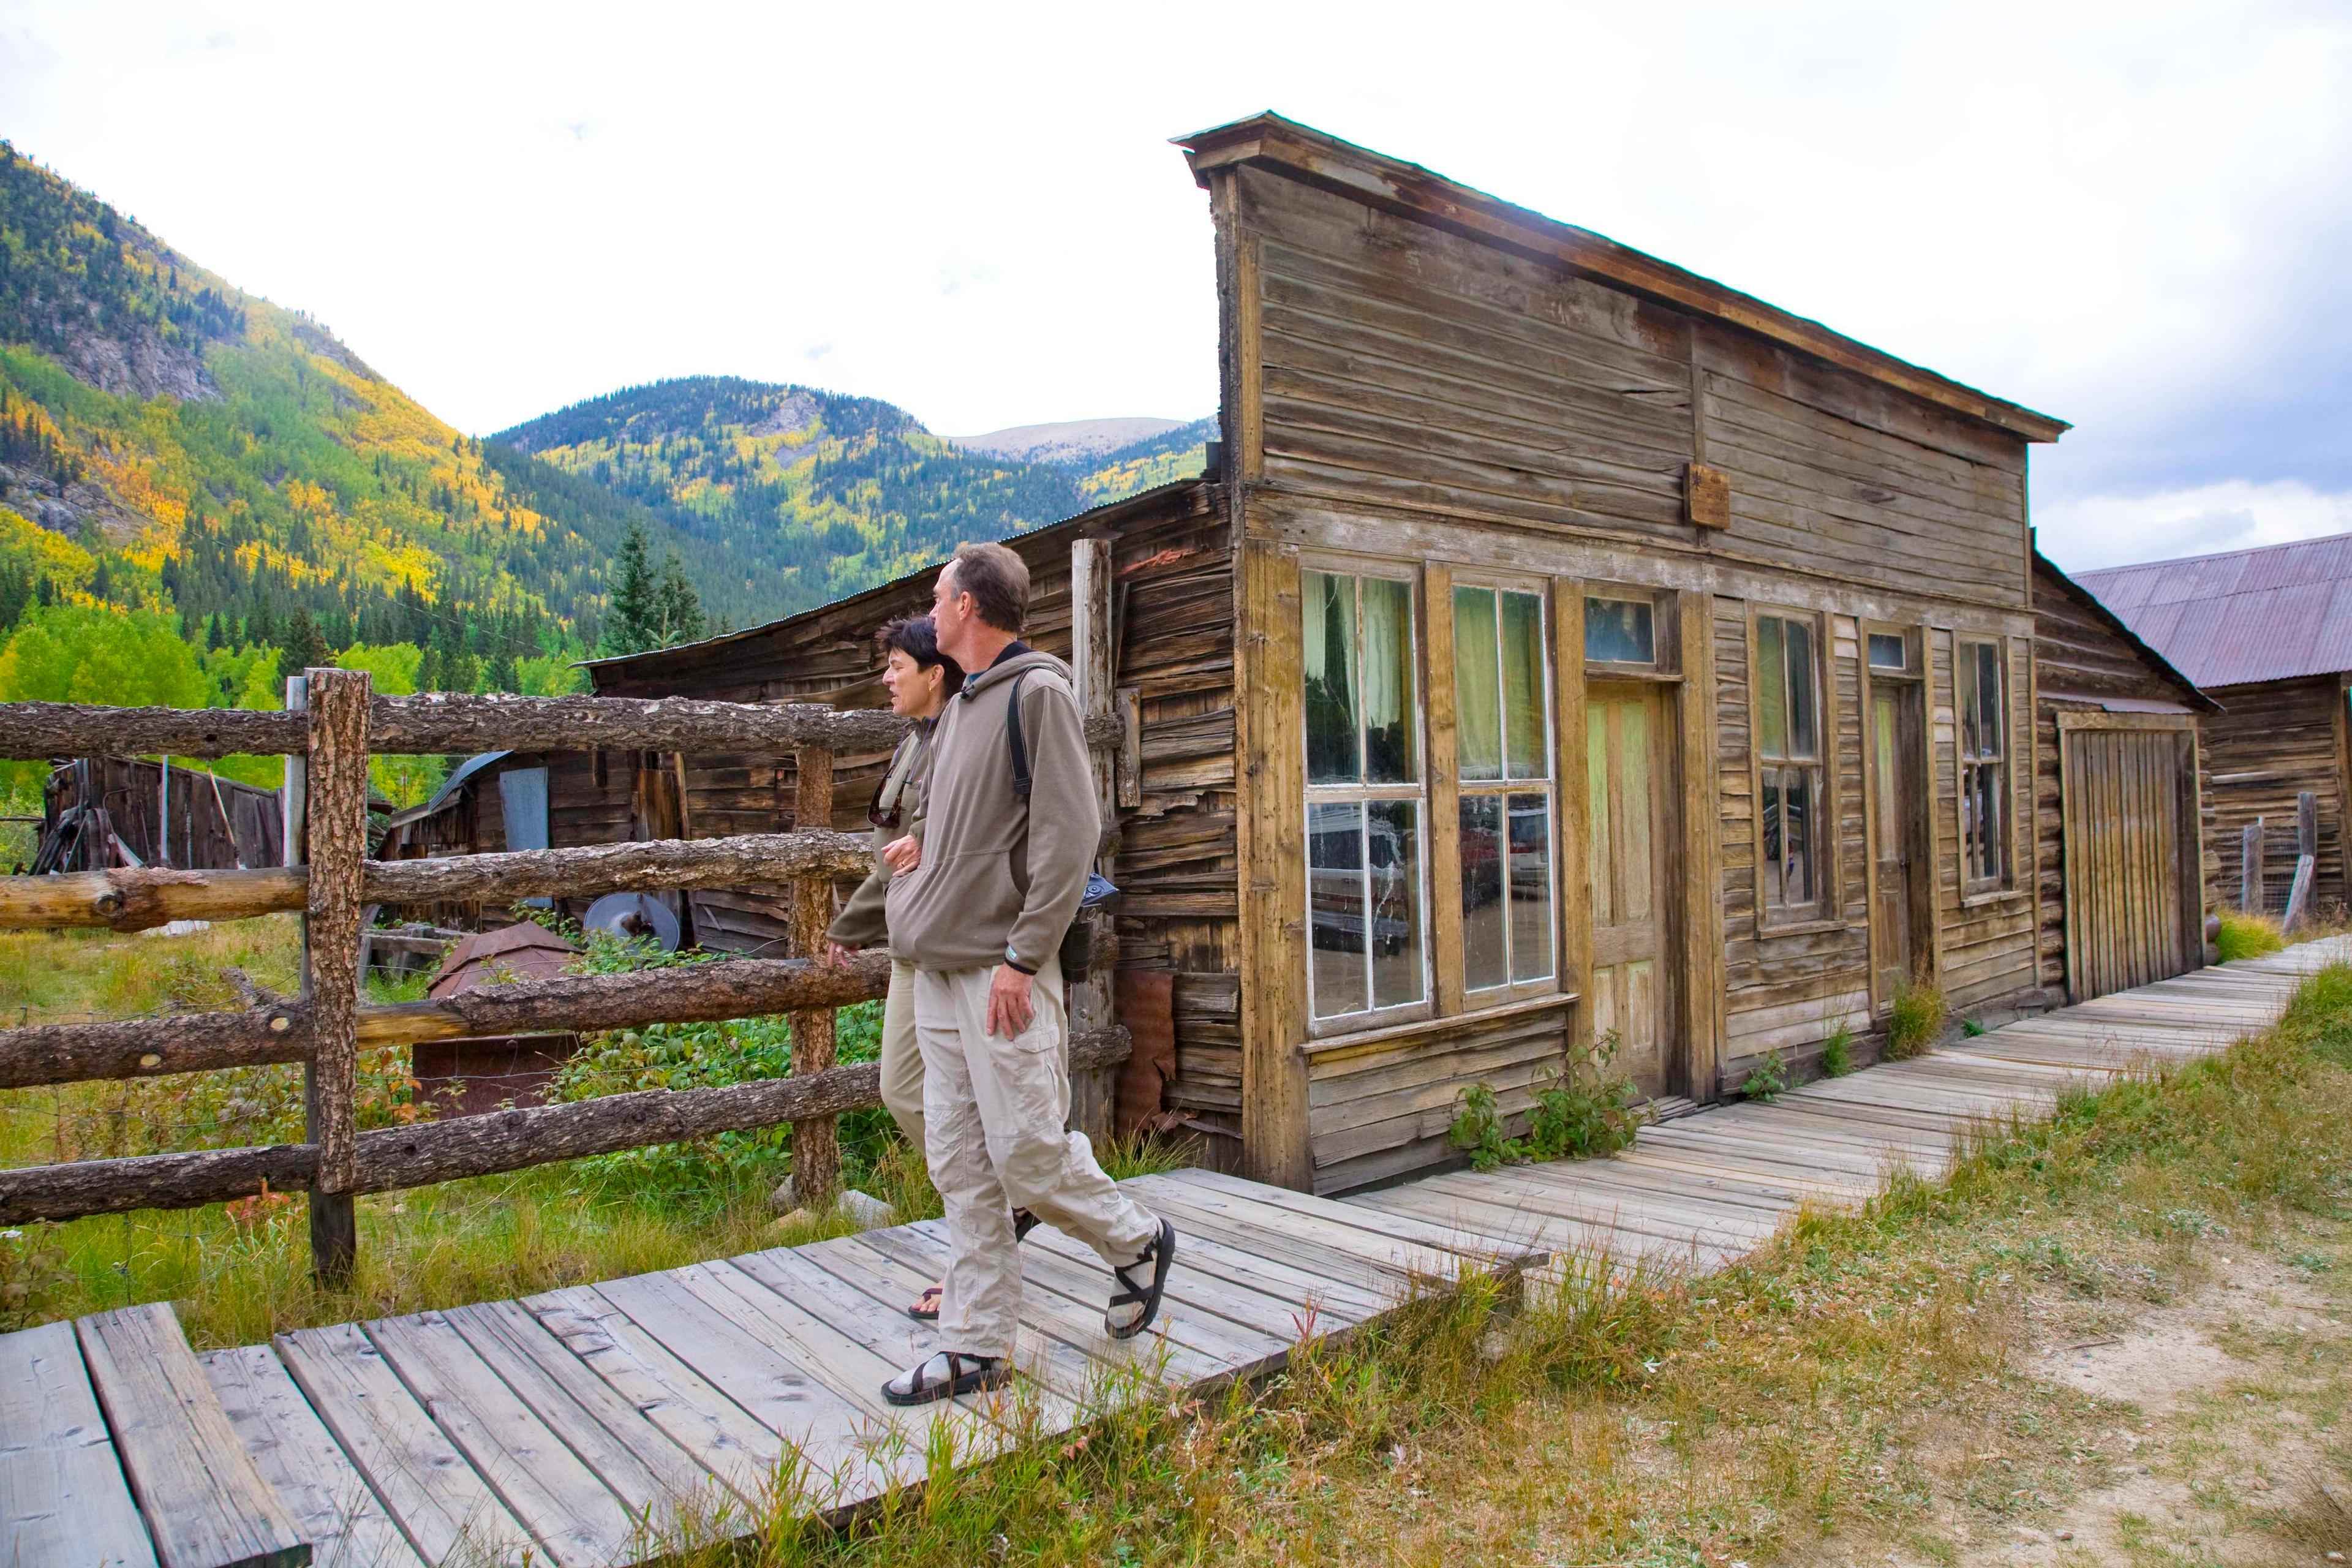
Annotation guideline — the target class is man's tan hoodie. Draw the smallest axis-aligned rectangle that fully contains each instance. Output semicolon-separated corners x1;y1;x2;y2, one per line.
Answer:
884;644;1099;974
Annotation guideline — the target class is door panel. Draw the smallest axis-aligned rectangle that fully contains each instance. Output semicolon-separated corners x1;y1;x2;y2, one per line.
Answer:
1587;685;1672;1097
1868;685;1922;1001
2065;727;2193;999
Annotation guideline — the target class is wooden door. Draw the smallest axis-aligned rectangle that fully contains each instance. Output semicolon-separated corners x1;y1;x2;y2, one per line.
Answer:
2063;725;2196;1000
1867;684;1928;1002
1586;684;1673;1098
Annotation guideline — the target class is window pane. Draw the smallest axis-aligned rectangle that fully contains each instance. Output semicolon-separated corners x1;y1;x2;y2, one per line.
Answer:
1784;766;1815;907
1308;801;1366;1018
1502;591;1547;780
1361;576;1416;784
1956;638;1980;759
1459;793;1506;992
1757;616;1787;758
1976;643;2003;756
1761;769;1784;909
1507;791;1553;982
1785;617;1817;759
1868;632;1907;672
1453;587;1502;783
1585;597;1654;664
1368;799;1424;1009
1304;571;1360;784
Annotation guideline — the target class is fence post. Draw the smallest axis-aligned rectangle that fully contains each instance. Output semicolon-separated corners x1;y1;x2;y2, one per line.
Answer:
2299;791;2318;861
301;668;370;1286
2242;818;2264;915
788;745;839;1210
1068;537;1118;1142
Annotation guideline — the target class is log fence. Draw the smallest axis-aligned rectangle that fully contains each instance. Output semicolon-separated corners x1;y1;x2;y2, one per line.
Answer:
0;653;1131;1281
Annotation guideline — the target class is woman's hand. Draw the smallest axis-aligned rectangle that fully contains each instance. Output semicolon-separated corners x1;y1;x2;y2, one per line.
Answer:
881;835;921;875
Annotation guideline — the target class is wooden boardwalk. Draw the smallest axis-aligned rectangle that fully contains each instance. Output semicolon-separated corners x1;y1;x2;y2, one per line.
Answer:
7;937;2348;1568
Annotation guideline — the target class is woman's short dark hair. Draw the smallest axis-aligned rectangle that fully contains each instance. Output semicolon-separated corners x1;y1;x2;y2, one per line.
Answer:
876;614;965;694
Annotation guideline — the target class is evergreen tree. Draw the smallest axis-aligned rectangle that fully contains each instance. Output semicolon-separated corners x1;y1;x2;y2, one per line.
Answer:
205;611;225;650
281;606;331;674
653;548;707;649
598;518;660;656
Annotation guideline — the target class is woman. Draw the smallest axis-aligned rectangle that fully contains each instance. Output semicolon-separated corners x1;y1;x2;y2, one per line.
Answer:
824;614;963;1317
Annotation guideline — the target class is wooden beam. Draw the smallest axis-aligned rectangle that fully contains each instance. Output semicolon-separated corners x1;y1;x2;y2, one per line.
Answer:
787;747;839;1208
1552;581;1593;1060
1676;589;1727;1099
1234;539;1311;1189
0;1027;1131;1225
302;668;368;1286
0;952;895;1091
1069;535;1120;1142
1423;564;1464;1018
0;696;1118;762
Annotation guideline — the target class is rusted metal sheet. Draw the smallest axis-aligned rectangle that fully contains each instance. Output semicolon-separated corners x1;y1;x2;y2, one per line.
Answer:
2078;533;2352;687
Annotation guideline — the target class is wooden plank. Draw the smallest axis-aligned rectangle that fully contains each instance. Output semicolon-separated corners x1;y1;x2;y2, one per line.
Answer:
198;1345;424;1568
1678;587;1725;1098
0;1319;157;1568
442;1299;734;1528
1354;1183;1735;1273
76;1304;308;1568
1554;579;1595;1063
1423;562;1465;1019
361;1311;643;1568
274;1322;538;1568
1233;538;1311;1186
1137;1167;1536;1275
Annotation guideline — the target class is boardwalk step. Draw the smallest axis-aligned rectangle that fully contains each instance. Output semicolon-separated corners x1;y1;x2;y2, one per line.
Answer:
78;1303;311;1568
1;1317;157;1568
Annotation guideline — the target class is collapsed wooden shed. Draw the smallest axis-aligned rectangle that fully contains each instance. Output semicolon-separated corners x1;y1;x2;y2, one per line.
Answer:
584;113;2213;1193
2079;532;2352;921
31;755;281;874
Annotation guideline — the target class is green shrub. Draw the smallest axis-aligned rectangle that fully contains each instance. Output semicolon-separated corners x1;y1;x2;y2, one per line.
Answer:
1886;981;1947;1059
1740;1049;1788;1102
1446;1082;1520;1171
1819;1022;1855;1077
2216;908;2285;963
1526;1031;1645;1160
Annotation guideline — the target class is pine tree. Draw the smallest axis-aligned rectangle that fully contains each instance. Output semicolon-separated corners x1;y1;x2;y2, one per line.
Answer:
281;606;331;674
653;548;707;649
205;611;225;650
598;519;660;656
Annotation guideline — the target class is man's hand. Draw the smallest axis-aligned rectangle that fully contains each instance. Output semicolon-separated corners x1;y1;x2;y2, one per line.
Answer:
881;835;921;875
986;964;1035;1039
824;941;856;970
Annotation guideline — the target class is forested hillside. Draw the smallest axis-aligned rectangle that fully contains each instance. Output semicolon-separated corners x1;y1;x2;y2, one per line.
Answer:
494;383;1208;622
0;140;1207;810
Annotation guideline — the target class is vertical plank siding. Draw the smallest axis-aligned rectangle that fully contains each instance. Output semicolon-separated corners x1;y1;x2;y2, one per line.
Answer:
2197;675;2349;917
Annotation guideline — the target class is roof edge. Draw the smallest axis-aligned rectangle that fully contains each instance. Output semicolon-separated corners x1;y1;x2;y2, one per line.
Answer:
1174;112;2070;446
2034;549;2220;712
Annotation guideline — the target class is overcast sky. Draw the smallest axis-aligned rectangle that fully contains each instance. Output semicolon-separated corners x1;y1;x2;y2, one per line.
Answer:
4;0;2348;570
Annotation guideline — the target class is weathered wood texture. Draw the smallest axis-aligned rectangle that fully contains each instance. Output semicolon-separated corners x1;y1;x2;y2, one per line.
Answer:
36;755;283;873
76;1304;308;1568
2199;675;2350;918
0;952;895;1090
303;671;368;1214
0;1318;157;1568
788;747;839;1207
0;1025;1131;1225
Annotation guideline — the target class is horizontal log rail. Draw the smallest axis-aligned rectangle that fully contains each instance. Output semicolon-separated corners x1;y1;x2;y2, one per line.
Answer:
0;952;896;1090
0;692;1123;761
0;830;876;933
0;1025;1132;1225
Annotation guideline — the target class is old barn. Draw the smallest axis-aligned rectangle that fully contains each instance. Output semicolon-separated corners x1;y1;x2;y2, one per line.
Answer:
572;114;2215;1192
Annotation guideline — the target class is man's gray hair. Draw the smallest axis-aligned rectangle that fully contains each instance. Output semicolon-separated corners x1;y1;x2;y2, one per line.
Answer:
950;542;1030;633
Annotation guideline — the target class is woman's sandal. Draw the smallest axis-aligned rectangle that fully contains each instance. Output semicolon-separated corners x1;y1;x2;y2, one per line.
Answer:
1105;1218;1177;1340
906;1210;1044;1320
881;1350;1009;1407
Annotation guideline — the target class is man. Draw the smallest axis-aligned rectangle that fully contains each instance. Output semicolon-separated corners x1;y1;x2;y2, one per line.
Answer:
879;541;1176;1406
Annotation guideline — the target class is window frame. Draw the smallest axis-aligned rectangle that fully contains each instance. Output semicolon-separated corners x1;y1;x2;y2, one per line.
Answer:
1749;605;1834;930
1298;560;1435;1036
1449;573;1561;1006
1955;635;2011;896
1582;591;1660;674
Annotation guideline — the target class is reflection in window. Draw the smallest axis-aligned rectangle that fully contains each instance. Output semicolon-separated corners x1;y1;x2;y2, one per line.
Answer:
1455;584;1556;994
1868;632;1908;672
1585;597;1655;664
1303;570;1427;1020
1757;612;1824;917
1957;639;2008;889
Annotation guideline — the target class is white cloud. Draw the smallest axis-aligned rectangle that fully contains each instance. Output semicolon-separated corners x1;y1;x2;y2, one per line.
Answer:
2038;480;2352;571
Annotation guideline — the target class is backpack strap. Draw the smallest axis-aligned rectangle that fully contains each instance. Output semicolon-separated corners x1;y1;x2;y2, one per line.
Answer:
1005;670;1033;800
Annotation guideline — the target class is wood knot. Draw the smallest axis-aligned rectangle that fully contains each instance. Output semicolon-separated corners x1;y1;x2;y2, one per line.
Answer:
268;1014;292;1033
138;1053;162;1069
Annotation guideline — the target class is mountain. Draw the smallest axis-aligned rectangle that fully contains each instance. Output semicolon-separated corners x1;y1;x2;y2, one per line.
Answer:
0;139;670;699
494;386;1211;624
951;417;1189;465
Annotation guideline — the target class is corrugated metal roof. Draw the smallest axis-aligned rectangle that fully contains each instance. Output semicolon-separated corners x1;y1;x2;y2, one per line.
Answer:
2075;530;2352;688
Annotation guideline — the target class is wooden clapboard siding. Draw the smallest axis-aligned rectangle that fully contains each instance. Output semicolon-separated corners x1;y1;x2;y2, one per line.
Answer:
1926;627;2043;1014
2200;674;2351;917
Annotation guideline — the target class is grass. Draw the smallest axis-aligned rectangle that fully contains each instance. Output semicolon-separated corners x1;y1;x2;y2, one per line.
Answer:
598;962;2352;1567
1819;1021;1856;1077
1885;979;1948;1059
2217;907;2287;963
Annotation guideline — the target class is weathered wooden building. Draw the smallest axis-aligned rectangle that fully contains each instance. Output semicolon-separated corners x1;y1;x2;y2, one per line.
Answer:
582;114;2218;1193
32;755;282;874
2080;533;2352;920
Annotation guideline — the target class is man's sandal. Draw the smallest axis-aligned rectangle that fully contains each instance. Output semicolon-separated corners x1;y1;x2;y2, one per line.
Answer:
882;1351;1009;1407
906;1210;1042;1321
1106;1218;1177;1340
